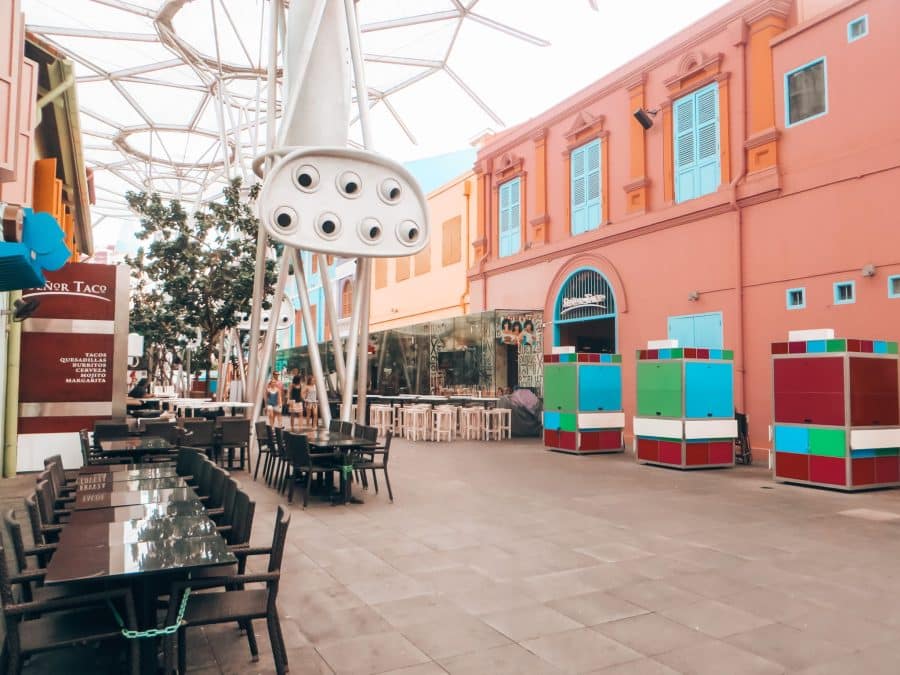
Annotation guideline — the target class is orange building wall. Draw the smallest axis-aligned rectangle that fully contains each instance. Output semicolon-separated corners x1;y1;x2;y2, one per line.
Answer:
470;0;900;460
370;171;478;331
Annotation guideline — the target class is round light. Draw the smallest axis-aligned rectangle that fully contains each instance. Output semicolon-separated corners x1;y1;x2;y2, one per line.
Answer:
359;217;383;245
379;178;402;204
295;164;319;191
337;171;362;198
316;212;341;240
272;206;298;233
397;220;421;246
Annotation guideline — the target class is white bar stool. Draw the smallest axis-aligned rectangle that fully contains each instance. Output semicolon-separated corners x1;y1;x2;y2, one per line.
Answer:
460;407;483;441
403;406;429;441
431;408;454;442
482;408;504;441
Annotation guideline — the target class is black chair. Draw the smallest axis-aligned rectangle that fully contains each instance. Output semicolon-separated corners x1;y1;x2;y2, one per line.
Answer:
175;446;204;481
214;478;242;541
3;510;59;602
42;461;76;505
285;432;334;507
328;419;342;433
272;428;291;494
0;541;140;675
340;421;353;436
35;480;70;533
43;454;78;484
24;494;61;554
205;467;231;519
182;419;216;457
217;418;250;471
142;420;181;444
354;430;394;501
164;506;291;675
92;421;129;449
354;424;378;443
225;490;255;548
253;421;272;482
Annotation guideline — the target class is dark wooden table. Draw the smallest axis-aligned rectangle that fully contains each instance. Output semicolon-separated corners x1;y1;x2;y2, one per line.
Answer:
73;486;197;511
305;431;376;505
76;466;178;489
97;435;174;461
76;476;186;494
47;478;236;675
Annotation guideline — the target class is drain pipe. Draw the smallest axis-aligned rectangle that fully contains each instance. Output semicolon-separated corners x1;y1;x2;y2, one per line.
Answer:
3;291;22;477
730;30;748;427
459;178;472;314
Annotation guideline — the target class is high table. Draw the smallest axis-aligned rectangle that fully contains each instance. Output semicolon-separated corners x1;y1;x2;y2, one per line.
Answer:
304;431;376;505
46;468;236;674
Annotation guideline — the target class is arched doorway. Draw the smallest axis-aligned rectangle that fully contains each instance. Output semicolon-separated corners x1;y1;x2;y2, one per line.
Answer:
553;267;617;352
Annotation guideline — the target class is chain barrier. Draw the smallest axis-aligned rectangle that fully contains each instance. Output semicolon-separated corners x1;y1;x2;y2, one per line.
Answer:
107;587;191;639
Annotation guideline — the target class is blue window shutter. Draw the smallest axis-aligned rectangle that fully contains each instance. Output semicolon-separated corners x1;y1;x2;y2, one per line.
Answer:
693;313;723;348
668;315;695;347
570;146;586;234
668;312;723;348
674;95;696;203
499;178;520;257
674;83;720;203
586;139;601;231
695;84;720;197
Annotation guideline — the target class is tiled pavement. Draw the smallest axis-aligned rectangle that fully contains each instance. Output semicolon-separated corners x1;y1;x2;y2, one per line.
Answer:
8;438;900;673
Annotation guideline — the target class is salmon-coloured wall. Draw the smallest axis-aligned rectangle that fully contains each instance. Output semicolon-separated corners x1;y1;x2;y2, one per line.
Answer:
471;0;900;459
370;171;478;331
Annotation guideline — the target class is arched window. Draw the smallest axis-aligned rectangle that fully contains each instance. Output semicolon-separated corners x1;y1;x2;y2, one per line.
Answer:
341;280;353;318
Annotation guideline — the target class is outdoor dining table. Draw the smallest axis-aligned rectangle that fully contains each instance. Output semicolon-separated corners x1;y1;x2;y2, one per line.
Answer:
304;431;376;505
46;475;236;675
76;476;186;494
76;466;179;489
73;486;197;511
97;435;174;461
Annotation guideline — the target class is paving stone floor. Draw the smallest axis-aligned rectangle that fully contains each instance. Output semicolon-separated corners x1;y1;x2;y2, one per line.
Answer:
7;437;900;673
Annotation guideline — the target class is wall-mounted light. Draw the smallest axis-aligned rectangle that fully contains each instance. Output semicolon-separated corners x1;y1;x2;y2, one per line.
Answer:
687;291;700;302
862;264;876;277
633;107;659;130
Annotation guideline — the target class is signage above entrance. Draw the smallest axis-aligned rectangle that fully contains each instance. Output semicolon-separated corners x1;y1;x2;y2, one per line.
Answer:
561;293;607;314
555;268;616;323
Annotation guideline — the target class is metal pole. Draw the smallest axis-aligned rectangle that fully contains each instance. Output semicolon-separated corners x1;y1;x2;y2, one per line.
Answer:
277;0;329;148
217;331;226;401
344;0;375;424
244;0;279;418
340;257;367;422
287;248;331;426
233;327;246;402
318;252;347;393
3;291;22;476
250;254;290;424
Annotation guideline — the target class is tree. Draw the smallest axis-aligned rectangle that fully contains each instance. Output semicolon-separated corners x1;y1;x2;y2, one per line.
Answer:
125;178;276;393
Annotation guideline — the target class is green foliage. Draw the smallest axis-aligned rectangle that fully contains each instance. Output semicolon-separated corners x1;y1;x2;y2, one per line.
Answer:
125;178;276;382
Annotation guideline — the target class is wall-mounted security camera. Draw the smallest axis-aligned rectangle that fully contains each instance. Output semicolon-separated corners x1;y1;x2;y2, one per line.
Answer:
1;297;41;322
258;146;429;257
633;108;659;130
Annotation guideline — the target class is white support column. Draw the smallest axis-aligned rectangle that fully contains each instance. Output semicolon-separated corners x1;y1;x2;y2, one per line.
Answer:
318;252;347;393
287;248;331;426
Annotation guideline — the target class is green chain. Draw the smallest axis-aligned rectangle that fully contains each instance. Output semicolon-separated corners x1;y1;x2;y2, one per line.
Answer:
107;587;191;640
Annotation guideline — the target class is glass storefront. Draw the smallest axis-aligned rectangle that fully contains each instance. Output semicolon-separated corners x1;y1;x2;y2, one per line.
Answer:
276;309;544;397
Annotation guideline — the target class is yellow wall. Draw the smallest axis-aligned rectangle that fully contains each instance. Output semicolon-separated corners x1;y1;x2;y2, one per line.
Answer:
370;170;478;331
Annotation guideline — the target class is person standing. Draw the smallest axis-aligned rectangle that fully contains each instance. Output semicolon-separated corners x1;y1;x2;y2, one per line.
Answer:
288;374;303;431
304;375;319;428
265;372;283;427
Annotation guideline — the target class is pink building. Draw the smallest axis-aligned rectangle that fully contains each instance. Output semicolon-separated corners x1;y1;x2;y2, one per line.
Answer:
469;0;900;459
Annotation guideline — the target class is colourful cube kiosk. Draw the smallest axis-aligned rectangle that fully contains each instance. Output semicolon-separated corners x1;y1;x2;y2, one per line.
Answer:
543;352;625;454
633;347;737;469
771;337;900;490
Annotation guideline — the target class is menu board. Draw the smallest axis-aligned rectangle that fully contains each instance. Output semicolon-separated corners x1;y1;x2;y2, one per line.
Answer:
16;263;127;460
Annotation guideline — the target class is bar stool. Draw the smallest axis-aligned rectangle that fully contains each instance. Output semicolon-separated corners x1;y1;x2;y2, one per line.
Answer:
431;408;454;442
460;407;483;441
482;408;504;441
403;406;429;441
369;404;391;437
497;408;512;440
